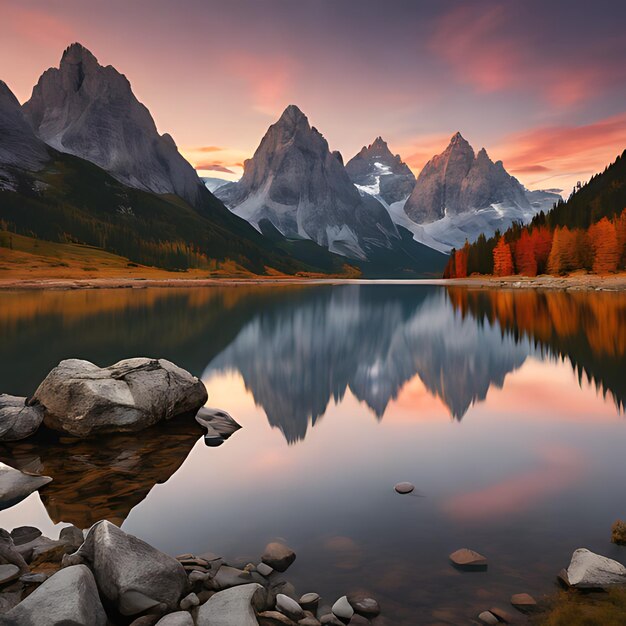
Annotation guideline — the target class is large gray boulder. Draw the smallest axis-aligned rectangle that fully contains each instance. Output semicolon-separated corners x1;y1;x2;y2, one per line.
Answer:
64;520;188;616
2;564;106;625
195;583;265;626
0;395;44;441
33;358;208;437
565;548;626;588
0;463;52;511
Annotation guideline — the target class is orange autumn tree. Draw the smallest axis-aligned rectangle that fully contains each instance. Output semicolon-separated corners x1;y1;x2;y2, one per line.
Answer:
493;236;514;276
614;208;626;269
531;226;553;274
514;230;537;276
547;226;580;274
589;217;619;273
453;242;470;278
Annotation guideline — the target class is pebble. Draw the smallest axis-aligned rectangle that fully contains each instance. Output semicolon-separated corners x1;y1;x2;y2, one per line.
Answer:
299;592;320;612
510;592;537;612
478;611;499;625
179;592;199;610
257;562;274;577
0;564;20;585
449;548;488;569
276;593;304;620
332;595;354;621
394;482;414;494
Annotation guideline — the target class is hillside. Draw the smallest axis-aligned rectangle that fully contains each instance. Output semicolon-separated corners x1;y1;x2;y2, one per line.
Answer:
443;151;626;278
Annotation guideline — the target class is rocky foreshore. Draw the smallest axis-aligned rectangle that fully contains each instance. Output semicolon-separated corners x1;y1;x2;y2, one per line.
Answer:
0;519;386;625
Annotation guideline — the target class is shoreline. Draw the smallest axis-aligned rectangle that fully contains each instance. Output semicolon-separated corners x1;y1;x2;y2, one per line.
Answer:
1;273;626;291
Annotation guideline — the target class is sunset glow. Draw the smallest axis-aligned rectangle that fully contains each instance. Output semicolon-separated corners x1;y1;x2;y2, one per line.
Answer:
2;0;625;192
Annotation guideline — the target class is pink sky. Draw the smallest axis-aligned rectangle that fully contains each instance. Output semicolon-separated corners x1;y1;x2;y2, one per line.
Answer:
2;0;625;192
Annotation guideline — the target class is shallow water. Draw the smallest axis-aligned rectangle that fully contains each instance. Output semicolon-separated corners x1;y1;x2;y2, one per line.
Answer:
1;283;625;624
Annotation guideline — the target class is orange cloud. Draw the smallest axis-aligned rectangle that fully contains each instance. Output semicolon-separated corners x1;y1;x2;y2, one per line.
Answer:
442;444;585;522
227;53;295;117
496;112;626;189
1;2;74;47
194;146;223;153
194;162;235;174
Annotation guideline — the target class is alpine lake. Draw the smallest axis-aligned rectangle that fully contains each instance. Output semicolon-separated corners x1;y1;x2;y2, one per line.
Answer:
1;282;625;624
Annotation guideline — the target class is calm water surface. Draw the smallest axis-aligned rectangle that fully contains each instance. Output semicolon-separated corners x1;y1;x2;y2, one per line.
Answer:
1;283;625;624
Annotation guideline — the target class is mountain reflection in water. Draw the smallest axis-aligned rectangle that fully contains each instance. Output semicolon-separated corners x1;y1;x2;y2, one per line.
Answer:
0;284;624;531
206;286;530;441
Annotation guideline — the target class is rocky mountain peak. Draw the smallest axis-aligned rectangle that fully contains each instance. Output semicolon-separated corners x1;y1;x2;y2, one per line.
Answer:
404;133;529;225
277;104;308;128
216;106;399;260
345;136;416;205
0;80;49;177
22;45;206;207
60;42;99;67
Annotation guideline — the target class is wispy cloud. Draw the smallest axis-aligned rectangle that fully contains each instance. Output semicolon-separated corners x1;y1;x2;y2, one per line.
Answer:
429;3;625;108
194;162;235;174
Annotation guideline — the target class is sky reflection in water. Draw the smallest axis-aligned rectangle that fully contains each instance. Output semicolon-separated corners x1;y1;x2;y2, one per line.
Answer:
0;284;624;624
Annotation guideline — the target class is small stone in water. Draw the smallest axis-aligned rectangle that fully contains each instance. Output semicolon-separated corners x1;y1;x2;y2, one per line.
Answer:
449;548;488;569
511;592;537;611
478;610;499;625
332;595;354;621
256;562;273;577
394;482;414;494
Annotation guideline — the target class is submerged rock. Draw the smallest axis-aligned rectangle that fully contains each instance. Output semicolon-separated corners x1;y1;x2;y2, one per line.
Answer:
33;358;208;438
262;542;296;573
0;463;52;510
565;548;626;589
478;610;499;625
257;610;296;625
64;520;188;615
195;582;265;626
449;548;488;569
347;591;380;617
0;395;44;441
4;564;107;625
510;592;537;612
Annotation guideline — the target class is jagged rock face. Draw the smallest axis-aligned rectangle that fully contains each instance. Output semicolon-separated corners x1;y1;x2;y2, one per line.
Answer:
345;136;416;205
216;105;398;260
23;43;205;207
0;81;48;180
404;132;529;223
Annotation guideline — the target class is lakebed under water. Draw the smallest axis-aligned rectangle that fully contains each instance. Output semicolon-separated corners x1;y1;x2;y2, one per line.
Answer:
0;283;625;624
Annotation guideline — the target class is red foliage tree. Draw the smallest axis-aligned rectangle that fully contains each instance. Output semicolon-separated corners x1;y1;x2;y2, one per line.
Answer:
531;226;553;274
454;245;468;278
493;237;514;276
514;230;537;276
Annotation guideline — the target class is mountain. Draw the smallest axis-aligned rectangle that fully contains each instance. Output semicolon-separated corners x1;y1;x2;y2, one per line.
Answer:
216;105;447;275
1;75;355;275
217;105;399;260
22;43;207;208
443;151;626;278
202;176;233;193
345;136;416;205
0;80;49;186
397;133;536;251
